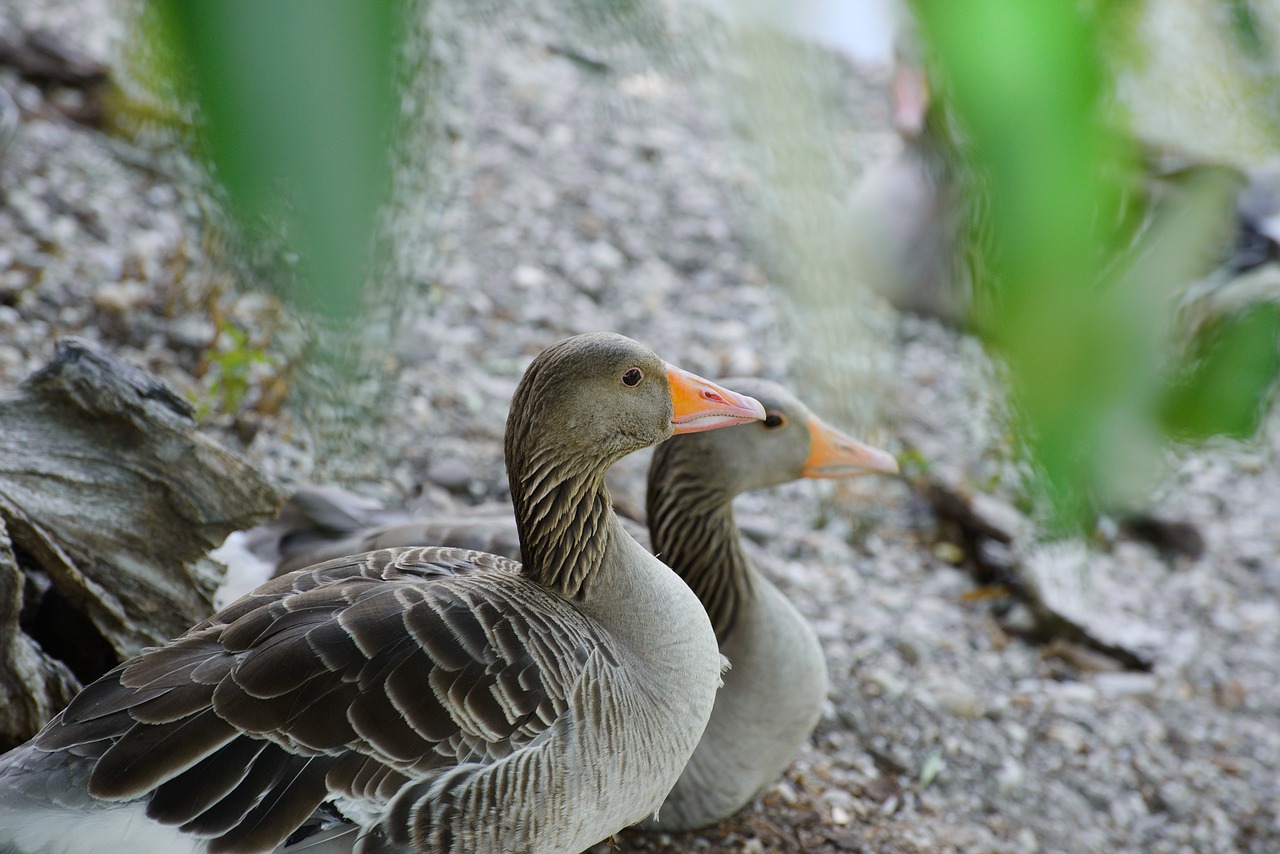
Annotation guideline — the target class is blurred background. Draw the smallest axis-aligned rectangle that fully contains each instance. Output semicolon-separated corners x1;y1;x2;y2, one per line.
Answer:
0;0;1277;850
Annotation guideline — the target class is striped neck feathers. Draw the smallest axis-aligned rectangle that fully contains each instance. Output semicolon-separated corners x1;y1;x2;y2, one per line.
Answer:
647;449;752;644
508;440;616;601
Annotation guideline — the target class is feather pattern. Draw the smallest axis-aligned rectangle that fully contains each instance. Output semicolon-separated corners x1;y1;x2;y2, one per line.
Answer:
0;332;737;853
645;472;750;644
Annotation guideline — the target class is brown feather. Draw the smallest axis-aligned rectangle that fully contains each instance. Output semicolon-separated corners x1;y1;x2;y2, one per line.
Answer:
206;756;335;854
88;710;238;800
145;737;266;826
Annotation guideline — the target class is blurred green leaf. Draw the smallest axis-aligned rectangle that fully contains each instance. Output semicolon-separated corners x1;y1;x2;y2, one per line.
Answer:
908;0;1276;533
1160;303;1280;440
152;0;401;320
912;0;1141;531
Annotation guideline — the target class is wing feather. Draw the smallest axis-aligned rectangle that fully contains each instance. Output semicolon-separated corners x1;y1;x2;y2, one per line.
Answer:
26;546;615;849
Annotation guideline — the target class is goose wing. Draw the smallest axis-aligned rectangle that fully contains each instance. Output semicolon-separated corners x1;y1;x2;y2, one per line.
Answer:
32;546;610;852
276;515;525;575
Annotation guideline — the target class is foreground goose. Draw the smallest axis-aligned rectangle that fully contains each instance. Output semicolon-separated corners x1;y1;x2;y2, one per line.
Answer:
0;332;766;854
221;378;898;833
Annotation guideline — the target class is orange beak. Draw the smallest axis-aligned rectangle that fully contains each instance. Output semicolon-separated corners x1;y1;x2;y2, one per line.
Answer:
802;413;899;478
666;363;766;434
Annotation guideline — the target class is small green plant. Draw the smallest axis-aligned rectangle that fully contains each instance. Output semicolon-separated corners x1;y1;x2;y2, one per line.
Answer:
196;318;276;419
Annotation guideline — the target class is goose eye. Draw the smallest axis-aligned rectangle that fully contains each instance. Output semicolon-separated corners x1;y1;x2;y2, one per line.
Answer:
762;412;786;430
622;368;644;387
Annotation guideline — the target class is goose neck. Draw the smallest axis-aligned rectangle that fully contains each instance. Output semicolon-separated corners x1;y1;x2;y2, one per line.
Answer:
647;474;752;645
509;447;613;600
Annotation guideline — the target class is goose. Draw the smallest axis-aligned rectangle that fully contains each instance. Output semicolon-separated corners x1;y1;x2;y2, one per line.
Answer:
222;378;898;833
844;21;981;330
0;331;767;854
639;377;898;831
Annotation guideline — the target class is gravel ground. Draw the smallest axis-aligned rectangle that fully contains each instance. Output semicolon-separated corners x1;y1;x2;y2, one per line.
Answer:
2;1;1278;852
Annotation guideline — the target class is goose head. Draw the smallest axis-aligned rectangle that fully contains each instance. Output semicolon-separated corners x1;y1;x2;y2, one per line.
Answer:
505;333;765;595
651;377;898;498
505;333;765;473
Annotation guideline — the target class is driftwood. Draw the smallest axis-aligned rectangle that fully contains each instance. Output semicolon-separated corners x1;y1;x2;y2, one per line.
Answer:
913;473;1179;672
0;338;283;747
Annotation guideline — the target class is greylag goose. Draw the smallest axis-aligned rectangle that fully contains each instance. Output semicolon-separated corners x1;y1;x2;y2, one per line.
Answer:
639;377;898;830
845;24;982;329
0;332;766;854
224;378;898;833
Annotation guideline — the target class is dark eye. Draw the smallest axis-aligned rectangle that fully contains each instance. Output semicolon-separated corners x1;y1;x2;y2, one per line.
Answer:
762;412;786;430
622;368;644;387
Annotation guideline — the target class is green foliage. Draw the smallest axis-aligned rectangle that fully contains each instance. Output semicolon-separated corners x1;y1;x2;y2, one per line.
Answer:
1161;303;1280;439
911;0;1279;534
150;0;402;321
196;320;276;419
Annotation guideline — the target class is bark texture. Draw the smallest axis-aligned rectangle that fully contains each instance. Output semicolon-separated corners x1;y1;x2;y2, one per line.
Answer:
0;338;283;747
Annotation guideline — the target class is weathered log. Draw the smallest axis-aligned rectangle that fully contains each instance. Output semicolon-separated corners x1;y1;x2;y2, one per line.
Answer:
0;338;283;746
913;472;1161;672
0;512;80;750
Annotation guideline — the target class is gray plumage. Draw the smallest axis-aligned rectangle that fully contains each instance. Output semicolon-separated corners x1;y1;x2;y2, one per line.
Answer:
0;332;764;854
233;377;897;835
639;378;897;831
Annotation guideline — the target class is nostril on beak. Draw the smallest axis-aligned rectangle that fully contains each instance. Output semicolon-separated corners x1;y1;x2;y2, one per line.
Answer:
703;389;726;403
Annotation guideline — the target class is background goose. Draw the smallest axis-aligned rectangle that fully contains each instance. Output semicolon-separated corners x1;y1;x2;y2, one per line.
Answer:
640;377;898;831
222;378;898;834
0;332;766;854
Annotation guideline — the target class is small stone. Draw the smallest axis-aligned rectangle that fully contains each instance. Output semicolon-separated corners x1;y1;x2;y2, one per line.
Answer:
92;281;149;314
0;344;23;370
720;343;761;377
932;540;965;564
996;757;1024;794
427;458;473;492
865;668;907;698
1046;721;1089;753
1094;672;1158;697
574;266;604;296
1155;779;1196;818
513;264;548;289
167;315;215;350
934;682;984;719
770;779;799;804
588;240;625;272
822;788;856;811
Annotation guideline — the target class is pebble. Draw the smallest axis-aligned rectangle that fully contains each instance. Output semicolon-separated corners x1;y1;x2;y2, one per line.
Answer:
91;280;149;314
512;264;548;288
933;680;984;719
996;757;1024;795
427;458;473;492
1094;672;1159;697
588;239;625;272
